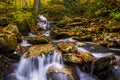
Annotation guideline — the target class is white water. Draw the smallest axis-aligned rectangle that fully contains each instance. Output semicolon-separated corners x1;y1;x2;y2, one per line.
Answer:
37;15;50;30
76;67;96;80
14;51;63;80
42;31;50;37
76;45;113;58
20;39;32;47
28;33;37;37
52;38;76;43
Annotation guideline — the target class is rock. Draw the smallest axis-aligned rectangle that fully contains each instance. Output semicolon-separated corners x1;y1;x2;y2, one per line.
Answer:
4;24;22;42
63;53;83;64
63;52;95;64
94;55;116;73
50;28;71;39
4;24;20;35
24;44;55;57
72;35;93;41
64;16;73;23
67;22;88;27
73;17;88;22
76;42;86;46
78;43;110;53
0;54;18;80
0;29;18;53
57;42;77;53
26;36;49;45
56;20;67;28
80;52;96;62
47;66;79;80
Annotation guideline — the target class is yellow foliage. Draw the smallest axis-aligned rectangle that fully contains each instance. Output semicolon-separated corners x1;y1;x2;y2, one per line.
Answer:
50;4;66;11
81;0;96;3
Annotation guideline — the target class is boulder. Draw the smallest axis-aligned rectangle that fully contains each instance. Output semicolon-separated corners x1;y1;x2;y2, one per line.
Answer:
63;52;95;64
47;66;79;80
56;20;67;28
57;42;77;53
24;44;55;57
0;29;18;53
26;36;49;45
63;53;83;64
94;55;116;73
4;24;22;42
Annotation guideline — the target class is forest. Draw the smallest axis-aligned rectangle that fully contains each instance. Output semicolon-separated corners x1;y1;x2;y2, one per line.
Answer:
0;0;120;80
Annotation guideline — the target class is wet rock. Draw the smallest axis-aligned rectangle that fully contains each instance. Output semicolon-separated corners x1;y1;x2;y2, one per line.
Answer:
0;54;18;80
63;52;95;64
0;29;18;53
78;43;110;53
26;36;49;45
76;42;86;46
63;53;83;64
94;55;116;73
24;44;55;57
47;66;79;80
57;42;77;53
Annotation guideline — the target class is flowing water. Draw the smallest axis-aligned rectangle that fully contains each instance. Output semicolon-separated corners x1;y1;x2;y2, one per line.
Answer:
14;51;63;80
13;15;120;80
20;39;32;47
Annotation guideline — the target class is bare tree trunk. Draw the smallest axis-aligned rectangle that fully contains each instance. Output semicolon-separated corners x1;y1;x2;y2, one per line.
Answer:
34;0;40;25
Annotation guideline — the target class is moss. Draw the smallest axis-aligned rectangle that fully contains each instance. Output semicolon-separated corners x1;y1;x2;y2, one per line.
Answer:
56;20;67;28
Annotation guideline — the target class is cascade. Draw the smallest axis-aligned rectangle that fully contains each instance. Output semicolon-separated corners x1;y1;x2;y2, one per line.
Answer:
14;51;63;80
76;67;96;80
20;39;32;47
37;15;51;30
11;15;120;80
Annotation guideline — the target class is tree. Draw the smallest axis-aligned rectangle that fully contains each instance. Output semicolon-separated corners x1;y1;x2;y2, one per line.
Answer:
34;0;40;25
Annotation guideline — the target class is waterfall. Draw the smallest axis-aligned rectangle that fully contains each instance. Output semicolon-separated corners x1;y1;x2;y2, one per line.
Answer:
76;67;96;80
37;15;51;30
20;39;32;47
14;51;63;80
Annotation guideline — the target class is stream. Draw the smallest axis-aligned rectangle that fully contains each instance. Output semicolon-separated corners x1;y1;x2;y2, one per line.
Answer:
10;15;120;80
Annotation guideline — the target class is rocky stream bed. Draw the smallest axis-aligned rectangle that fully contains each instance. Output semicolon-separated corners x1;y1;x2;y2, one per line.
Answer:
0;16;120;80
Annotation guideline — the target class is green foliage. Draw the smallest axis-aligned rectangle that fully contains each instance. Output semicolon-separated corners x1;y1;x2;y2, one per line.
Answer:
40;2;66;20
109;12;120;19
8;10;33;33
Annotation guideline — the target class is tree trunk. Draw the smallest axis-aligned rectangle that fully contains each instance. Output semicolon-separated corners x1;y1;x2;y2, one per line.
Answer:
34;0;40;25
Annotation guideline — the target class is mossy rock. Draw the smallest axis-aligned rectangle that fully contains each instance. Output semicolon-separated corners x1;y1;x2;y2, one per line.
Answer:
56;20;67;28
64;16;73;23
63;52;95;64
47;66;79;80
63;53;83;64
57;42;77;53
0;29;18;53
4;24;22;42
50;30;70;39
27;36;50;45
67;22;89;27
94;55;116;73
24;44;55;57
